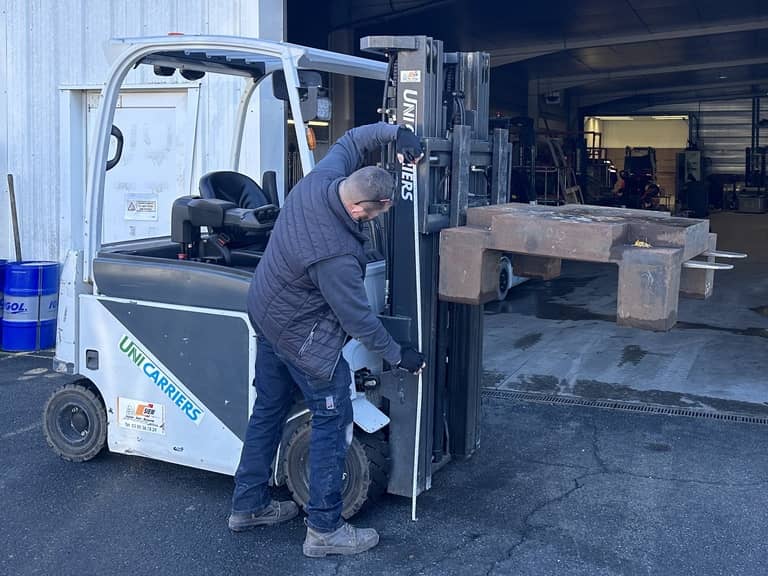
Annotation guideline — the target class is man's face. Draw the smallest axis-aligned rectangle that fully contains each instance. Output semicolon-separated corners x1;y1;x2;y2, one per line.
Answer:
351;199;393;222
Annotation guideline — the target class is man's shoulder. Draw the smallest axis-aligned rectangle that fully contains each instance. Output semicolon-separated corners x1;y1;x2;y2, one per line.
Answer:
284;170;335;203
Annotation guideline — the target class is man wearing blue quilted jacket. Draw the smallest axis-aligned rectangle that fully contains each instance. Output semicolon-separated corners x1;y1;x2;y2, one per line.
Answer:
229;122;426;557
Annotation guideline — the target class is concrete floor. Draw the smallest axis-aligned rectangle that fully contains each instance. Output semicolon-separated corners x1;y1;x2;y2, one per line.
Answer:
5;351;768;576
484;211;768;413
2;212;768;574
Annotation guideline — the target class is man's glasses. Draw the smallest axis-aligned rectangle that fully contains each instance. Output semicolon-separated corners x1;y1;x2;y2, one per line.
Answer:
357;184;396;206
357;198;393;206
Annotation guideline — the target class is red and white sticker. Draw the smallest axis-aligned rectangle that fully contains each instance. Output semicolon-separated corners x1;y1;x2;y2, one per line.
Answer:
399;70;421;83
118;397;165;435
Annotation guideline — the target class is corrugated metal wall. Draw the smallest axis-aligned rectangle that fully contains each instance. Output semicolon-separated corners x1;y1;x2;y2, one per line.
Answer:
1;0;283;261
642;100;752;177
693;101;751;177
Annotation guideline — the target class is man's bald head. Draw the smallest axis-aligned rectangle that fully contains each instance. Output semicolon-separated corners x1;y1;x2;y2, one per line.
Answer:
339;166;396;222
340;166;394;204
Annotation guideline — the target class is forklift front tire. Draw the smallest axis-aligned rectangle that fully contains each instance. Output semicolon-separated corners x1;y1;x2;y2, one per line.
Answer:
283;422;389;519
43;380;107;462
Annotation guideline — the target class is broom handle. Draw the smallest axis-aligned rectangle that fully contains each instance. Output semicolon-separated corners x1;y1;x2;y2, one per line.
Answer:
7;174;22;261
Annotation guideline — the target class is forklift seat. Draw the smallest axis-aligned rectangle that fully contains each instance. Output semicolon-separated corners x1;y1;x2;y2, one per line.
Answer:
198;171;277;263
199;171;270;210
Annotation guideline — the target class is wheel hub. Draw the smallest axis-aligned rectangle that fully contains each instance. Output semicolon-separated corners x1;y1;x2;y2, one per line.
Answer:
499;268;509;292
57;403;90;444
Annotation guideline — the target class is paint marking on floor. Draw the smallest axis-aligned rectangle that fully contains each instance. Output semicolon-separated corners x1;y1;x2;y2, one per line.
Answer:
1;423;41;440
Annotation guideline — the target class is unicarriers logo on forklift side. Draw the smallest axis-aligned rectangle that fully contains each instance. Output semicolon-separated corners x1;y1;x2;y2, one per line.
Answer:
119;335;204;425
400;88;418;202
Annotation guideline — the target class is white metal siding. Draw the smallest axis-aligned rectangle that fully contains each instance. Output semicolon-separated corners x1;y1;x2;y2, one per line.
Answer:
0;1;9;259
1;0;284;261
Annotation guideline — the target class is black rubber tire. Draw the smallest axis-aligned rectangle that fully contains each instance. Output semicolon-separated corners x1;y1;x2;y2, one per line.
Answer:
43;380;107;462
283;422;390;519
497;256;514;301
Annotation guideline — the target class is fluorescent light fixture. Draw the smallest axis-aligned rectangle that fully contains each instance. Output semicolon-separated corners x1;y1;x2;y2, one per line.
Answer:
651;115;688;120
719;75;728;79
287;119;330;127
594;116;635;120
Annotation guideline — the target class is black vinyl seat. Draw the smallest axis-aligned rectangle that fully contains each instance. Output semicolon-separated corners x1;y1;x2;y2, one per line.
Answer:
198;171;278;265
199;171;271;211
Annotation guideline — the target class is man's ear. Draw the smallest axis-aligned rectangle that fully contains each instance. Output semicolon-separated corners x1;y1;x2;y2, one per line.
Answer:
348;204;366;219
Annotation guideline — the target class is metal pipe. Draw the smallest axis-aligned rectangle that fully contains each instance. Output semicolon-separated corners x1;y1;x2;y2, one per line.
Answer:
231;79;259;173
281;55;315;176
682;261;733;270
701;250;747;259
7;174;22;261
752;96;759;152
411;160;425;522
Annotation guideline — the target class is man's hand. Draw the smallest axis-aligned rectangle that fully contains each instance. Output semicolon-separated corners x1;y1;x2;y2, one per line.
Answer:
396;127;424;164
398;346;427;375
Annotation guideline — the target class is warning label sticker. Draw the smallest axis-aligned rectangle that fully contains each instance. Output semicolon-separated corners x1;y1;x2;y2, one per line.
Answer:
118;397;165;435
125;193;159;221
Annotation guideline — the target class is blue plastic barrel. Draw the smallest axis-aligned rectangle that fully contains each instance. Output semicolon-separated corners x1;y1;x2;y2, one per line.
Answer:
0;260;6;350
1;262;60;351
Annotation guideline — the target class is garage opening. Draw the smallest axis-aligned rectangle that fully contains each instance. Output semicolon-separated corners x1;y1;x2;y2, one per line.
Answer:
285;0;768;416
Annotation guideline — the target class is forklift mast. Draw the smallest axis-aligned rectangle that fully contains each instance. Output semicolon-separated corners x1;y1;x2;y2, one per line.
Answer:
361;36;511;499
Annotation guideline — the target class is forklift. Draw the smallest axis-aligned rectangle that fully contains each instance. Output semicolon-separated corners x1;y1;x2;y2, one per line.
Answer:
616;146;661;210
43;34;512;519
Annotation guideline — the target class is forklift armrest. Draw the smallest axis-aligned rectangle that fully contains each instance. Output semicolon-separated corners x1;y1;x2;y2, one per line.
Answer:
190;198;237;226
171;197;237;244
222;205;279;231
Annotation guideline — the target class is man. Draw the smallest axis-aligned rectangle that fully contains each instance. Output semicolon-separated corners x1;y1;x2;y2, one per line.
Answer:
229;122;427;557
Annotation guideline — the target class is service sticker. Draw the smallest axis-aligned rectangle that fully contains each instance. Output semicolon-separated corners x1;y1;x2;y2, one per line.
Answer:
399;70;422;83
118;397;165;435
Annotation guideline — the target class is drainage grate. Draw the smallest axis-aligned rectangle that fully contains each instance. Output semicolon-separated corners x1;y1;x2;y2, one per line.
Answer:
482;388;768;425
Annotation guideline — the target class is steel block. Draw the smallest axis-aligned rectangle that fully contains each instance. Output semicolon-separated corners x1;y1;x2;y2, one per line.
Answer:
439;203;721;331
680;233;717;299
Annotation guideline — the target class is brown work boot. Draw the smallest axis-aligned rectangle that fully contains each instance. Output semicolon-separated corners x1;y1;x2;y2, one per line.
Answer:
228;500;299;531
303;522;380;557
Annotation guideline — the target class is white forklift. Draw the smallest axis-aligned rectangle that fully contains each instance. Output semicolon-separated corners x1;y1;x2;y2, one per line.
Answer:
44;34;512;519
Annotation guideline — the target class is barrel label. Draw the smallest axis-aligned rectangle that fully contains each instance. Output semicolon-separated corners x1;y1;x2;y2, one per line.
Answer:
3;296;39;322
40;294;59;322
0;292;4;319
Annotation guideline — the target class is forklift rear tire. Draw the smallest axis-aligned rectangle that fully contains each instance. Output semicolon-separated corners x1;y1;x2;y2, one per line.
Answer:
43;380;107;462
283;422;389;519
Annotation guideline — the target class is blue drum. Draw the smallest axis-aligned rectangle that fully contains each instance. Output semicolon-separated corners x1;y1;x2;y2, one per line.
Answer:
0;259;6;349
1;262;60;351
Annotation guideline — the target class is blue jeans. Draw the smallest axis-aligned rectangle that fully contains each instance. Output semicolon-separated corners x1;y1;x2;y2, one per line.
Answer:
231;335;353;533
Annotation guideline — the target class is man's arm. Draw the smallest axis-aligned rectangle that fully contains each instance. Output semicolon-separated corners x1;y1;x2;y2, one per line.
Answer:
313;122;399;179
307;255;401;366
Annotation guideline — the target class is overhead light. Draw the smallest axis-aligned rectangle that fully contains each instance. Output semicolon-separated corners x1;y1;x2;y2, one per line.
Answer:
287;119;330;127
651;115;688;120
719;75;728;79
594;116;634;120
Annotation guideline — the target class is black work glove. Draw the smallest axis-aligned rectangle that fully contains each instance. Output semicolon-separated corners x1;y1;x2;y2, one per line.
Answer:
397;346;426;374
396;126;424;163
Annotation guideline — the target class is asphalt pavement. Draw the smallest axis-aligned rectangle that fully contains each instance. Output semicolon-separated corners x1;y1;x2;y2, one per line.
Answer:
2;350;768;576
